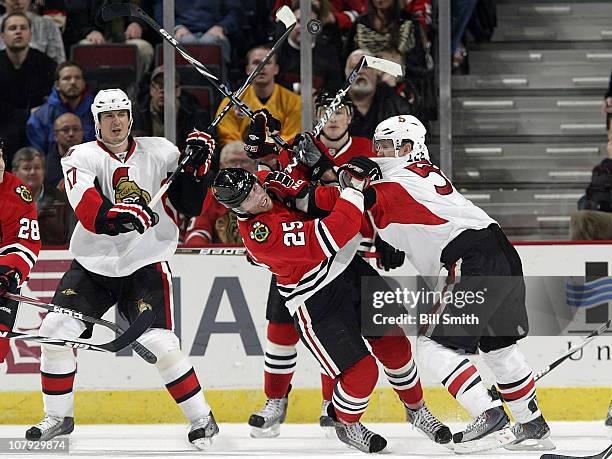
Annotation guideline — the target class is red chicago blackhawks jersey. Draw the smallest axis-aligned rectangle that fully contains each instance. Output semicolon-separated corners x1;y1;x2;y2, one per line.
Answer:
184;193;242;245
0;172;41;285
325;136;374;166
239;188;364;314
61;137;181;277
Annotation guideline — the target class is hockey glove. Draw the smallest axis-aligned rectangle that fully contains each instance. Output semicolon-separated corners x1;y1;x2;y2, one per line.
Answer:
337;157;382;192
263;171;308;202
244;109;281;159
374;236;405;271
292;133;336;182
99;202;159;236
0;266;20;296
182;130;214;181
0;266;20;363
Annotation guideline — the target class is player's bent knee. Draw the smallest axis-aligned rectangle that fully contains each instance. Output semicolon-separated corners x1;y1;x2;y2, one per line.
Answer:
39;312;86;341
138;328;181;367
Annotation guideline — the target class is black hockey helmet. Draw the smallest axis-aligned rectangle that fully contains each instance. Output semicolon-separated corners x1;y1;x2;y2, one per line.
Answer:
212;168;257;210
315;89;353;116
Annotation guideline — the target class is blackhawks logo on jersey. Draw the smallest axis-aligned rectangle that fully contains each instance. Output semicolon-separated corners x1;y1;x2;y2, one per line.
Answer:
15;185;32;203
112;167;151;204
250;221;270;243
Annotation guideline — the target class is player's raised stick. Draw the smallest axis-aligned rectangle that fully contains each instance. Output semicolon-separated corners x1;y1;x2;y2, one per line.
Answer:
534;319;611;381
2;291;157;363
100;1;293;150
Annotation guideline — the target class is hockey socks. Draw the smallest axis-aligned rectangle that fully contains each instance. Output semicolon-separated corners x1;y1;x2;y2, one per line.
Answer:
264;322;299;399
320;371;336;402
480;344;541;423
333;355;378;423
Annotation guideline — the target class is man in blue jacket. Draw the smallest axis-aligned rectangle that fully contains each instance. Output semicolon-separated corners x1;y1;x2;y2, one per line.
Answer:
26;61;95;155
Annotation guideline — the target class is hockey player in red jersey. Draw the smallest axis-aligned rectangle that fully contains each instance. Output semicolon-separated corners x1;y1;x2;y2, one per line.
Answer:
25;89;218;449
306;115;554;452
0;141;42;363
212;167;451;453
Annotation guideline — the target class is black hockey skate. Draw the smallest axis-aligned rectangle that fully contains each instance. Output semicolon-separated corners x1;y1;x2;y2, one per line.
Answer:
248;386;290;438
504;415;555;451
319;400;335;438
452;406;514;454
26;415;74;441
406;405;452;447
327;402;387;453
188;411;219;450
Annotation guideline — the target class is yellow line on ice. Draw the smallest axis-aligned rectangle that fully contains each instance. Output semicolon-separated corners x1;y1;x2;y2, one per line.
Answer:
1;387;610;424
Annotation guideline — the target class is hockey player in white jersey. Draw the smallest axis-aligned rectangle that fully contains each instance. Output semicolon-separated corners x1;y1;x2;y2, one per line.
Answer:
355;115;553;452
26;89;218;450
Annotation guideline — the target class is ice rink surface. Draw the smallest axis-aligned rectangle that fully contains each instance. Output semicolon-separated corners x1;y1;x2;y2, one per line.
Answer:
0;422;610;459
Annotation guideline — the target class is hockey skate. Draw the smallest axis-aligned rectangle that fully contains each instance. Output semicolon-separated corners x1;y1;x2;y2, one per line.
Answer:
406;405;453;448
248;386;290;438
188;411;219;450
25;415;74;441
327;402;387;453
452;406;514;454
606;400;612;437
503;415;555;451
319;400;335;438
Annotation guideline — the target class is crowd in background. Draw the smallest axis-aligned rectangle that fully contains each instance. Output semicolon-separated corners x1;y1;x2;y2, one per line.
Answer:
0;0;496;246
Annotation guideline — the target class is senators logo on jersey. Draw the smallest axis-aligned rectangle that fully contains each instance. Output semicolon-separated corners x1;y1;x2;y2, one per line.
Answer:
14;185;33;203
112;167;151;204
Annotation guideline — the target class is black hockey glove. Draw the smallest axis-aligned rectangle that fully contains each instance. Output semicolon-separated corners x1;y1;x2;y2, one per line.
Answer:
0;266;20;297
374;236;405;271
337;156;382;192
244;109;281;159
182;130;214;182
98;202;159;236
292;133;336;182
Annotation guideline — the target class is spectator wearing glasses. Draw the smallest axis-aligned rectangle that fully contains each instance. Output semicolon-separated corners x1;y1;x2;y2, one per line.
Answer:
11;147;75;246
132;65;211;152
46;113;84;190
26;61;95;157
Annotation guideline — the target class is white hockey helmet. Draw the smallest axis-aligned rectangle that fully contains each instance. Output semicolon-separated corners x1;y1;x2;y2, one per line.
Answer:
373;115;429;161
91;88;133;141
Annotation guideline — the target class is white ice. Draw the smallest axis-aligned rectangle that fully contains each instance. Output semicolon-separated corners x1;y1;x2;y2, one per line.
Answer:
0;421;610;459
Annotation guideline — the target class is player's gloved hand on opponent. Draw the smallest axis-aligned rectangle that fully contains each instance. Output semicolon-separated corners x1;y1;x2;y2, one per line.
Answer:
98;202;159;236
0;266;20;297
337;156;382;192
374;235;405;271
182;130;214;182
244;109;280;159
292;133;335;182
0;266;19;363
263;171;308;201
0;326;10;363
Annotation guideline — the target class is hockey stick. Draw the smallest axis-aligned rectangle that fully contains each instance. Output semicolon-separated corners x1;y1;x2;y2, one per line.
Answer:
175;247;381;258
534;319;611;381
0;308;154;354
2;292;157;364
143;7;296;209
540;443;612;459
100;1;292;151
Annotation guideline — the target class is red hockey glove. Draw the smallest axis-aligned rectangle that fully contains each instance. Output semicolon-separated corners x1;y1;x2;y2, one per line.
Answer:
183;130;214;181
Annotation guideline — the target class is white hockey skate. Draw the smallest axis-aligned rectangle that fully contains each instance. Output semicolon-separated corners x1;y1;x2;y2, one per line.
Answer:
452;406;514;454
188;411;219;450
504;415;555;451
25;415;74;441
406;405;453;448
319;400;335;438
248;387;290;438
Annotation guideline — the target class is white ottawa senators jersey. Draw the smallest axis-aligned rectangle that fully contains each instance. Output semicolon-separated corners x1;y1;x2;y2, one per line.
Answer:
61;138;180;277
368;157;496;276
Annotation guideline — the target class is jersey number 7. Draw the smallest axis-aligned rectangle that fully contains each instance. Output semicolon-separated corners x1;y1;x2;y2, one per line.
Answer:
406;162;453;196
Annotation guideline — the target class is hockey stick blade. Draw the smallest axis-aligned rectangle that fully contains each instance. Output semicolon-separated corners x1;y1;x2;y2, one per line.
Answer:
364;56;404;77
275;5;297;28
540;443;612;459
1;309;154;354
3;291;157;364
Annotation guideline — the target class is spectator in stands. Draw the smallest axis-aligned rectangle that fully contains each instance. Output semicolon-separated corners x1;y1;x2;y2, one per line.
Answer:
183;141;256;246
405;0;432;36
169;0;241;64
602;70;612;131
132;65;211;151
570;131;612;240
11;147;75;245
276;3;342;92
273;0;367;32
451;0;478;73
46;112;84;190
63;0;154;83
26;61;94;156
215;44;301;147
345;49;412;138
0;0;65;64
0;13;56;165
